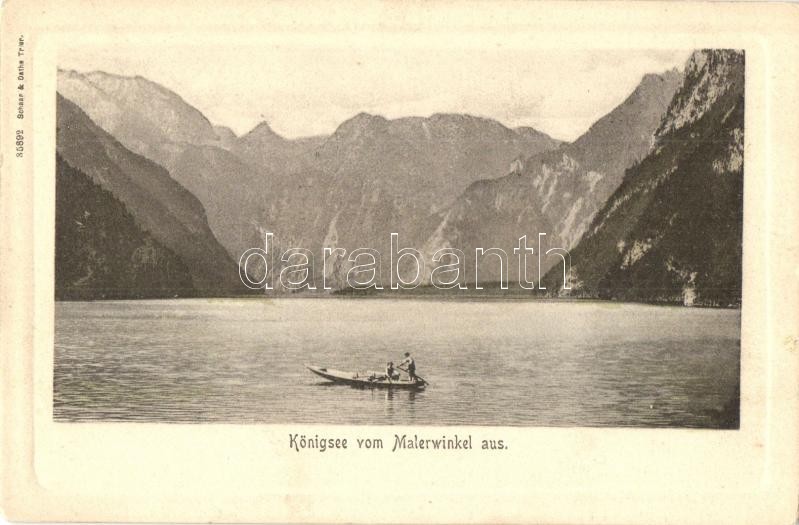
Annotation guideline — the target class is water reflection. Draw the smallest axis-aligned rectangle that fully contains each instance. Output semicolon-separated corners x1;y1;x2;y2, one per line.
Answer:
54;299;741;428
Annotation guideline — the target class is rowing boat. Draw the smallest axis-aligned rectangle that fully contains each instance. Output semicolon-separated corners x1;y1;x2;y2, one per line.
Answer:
305;364;427;389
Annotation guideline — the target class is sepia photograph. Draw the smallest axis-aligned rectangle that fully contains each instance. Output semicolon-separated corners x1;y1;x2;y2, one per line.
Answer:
2;1;797;524
53;46;743;428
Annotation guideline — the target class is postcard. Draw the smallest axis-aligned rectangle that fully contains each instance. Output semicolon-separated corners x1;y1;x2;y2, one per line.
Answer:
1;1;797;523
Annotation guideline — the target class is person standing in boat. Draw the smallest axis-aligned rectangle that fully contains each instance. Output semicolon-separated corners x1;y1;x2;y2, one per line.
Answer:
399;352;416;382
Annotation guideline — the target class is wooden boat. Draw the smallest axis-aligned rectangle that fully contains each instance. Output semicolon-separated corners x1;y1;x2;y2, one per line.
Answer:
305;364;427;389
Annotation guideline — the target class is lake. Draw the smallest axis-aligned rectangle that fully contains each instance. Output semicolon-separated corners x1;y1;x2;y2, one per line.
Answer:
53;298;740;428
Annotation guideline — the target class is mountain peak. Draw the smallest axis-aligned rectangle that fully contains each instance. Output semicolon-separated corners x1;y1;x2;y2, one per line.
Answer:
80;70;175;98
242;121;286;142
213;125;237;149
428;112;507;130
572;68;682;154
631;69;684;99
57;68;83;79
429;112;480;122
655;49;744;139
349;112;388;125
641;69;679;83
57;69;219;159
331;112;389;140
515;125;558;141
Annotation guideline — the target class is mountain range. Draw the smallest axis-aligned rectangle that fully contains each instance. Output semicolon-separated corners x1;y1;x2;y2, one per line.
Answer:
55;49;744;305
58;69;565;287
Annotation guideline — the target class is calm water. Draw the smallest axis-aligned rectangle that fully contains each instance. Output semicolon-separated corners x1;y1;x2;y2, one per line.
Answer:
54;298;740;428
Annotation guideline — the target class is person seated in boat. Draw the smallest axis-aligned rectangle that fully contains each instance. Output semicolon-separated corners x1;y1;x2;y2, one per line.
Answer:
385;361;399;381
399;352;416;382
370;362;396;382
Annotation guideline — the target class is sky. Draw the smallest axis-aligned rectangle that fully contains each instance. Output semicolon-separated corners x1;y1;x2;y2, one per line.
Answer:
59;43;692;142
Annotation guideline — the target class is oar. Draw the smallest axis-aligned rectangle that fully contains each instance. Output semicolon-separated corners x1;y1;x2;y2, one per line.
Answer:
397;366;427;385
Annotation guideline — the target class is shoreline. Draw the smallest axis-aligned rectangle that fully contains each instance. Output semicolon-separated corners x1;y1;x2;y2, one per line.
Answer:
54;291;742;310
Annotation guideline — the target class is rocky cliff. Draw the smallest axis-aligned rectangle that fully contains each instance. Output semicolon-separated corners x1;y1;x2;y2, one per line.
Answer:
542;50;744;306
420;69;683;286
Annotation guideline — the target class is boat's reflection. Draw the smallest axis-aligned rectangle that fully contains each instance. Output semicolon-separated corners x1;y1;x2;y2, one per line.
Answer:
310;380;423;419
311;382;424;400
383;388;418;402
381;388;421;418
